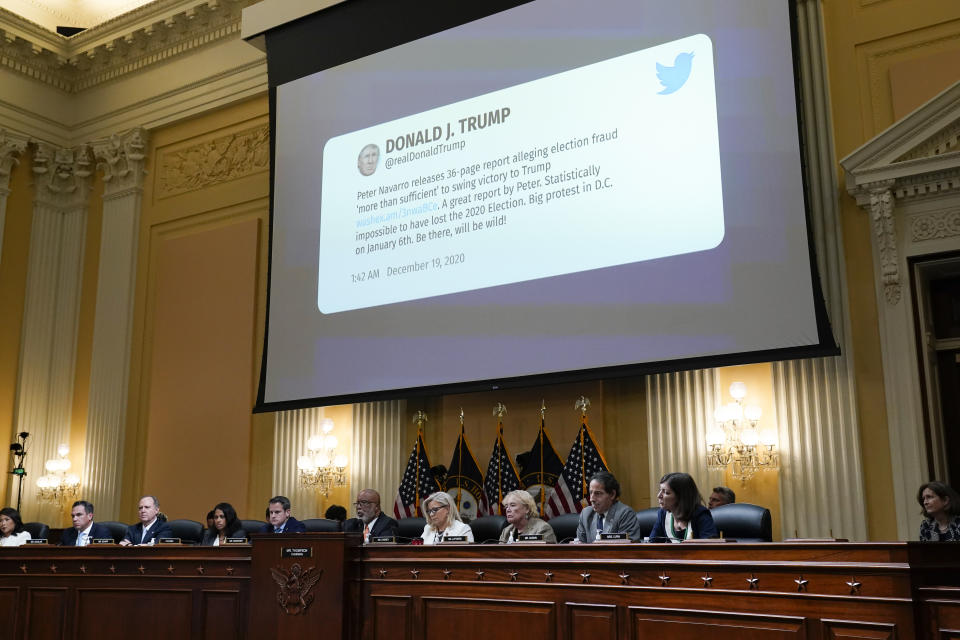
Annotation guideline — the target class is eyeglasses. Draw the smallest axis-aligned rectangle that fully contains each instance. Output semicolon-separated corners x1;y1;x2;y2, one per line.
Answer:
354;500;377;507
425;505;448;516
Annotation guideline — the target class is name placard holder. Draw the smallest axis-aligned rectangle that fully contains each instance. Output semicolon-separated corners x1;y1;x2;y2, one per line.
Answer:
91;538;116;545
24;539;49;545
596;533;630;544
282;546;313;558
517;534;546;544
367;536;397;545
224;537;249;545
157;537;182;545
439;535;469;544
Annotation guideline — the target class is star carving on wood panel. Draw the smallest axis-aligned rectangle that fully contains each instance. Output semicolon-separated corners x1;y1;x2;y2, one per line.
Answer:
196;565;205;575
475;570;485;581
79;565;87;574
794;576;808;592
509;570;519;582
225;566;234;576
619;571;630;585
167;565;175;574
544;571;554;583
378;568;388;579
701;573;713;588
409;569;420;580
137;565;146;575
49;563;58;574
580;572;591;584
846;578;862;595
746;574;760;590
109;565;117;574
658;572;670;586
442;569;452;580
19;564;27;574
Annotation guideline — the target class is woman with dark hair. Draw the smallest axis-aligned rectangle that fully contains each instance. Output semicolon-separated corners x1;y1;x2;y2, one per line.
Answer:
0;507;31;546
649;472;717;541
201;502;246;546
918;481;960;542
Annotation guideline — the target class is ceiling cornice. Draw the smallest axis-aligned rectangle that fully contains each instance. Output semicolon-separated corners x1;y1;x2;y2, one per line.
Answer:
0;0;259;92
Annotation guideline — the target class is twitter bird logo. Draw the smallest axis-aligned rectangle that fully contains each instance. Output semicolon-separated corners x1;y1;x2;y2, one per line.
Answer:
656;51;694;95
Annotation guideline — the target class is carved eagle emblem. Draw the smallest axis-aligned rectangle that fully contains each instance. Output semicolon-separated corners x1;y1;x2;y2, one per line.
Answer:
270;563;323;615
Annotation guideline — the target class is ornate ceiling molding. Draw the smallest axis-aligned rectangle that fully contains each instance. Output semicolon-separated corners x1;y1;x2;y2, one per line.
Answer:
843;81;960;206
0;0;259;93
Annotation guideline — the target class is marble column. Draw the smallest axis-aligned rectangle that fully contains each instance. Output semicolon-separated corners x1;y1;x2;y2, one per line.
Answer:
0;130;28;267
82;129;148;520
11;143;93;523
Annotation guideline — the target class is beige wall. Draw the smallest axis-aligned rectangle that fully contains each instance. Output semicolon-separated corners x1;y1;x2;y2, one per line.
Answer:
121;95;272;522
823;0;960;540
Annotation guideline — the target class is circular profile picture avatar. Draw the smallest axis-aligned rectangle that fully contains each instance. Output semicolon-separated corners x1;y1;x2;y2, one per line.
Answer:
357;143;380;176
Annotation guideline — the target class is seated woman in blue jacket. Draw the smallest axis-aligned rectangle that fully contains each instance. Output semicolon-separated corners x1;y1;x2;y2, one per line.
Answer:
649;472;718;541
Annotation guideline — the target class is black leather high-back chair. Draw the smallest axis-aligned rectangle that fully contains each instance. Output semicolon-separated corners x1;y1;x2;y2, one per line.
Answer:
167;519;204;544
240;519;268;537
98;521;129;543
24;522;49;540
468;515;508;543
635;507;659;539
548;513;580;543
396;517;426;542
302;518;342;532
710;503;773;541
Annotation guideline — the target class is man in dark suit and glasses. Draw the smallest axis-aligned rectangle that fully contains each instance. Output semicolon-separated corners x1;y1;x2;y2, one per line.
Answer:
60;500;112;546
344;489;399;542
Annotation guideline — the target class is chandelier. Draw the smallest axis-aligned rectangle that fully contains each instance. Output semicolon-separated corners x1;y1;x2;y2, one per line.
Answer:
705;382;778;482
297;418;348;497
36;444;81;506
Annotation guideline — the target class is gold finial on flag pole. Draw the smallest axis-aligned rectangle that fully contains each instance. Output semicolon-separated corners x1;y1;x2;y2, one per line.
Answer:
459;407;465;426
540;399;546;420
574;396;591;418
412;410;428;431
492;402;507;419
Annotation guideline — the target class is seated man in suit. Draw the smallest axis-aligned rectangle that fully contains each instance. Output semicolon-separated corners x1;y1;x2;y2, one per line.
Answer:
344;489;399;542
708;485;736;508
260;496;307;534
60;500;112;546
574;471;643;543
119;495;173;546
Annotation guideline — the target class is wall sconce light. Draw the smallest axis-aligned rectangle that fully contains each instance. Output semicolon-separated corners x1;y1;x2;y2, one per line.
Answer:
705;382;778;482
297;418;348;497
36;443;80;506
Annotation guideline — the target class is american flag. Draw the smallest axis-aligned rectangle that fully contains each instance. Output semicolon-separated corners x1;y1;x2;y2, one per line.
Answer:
393;433;441;519
544;422;609;519
482;430;521;516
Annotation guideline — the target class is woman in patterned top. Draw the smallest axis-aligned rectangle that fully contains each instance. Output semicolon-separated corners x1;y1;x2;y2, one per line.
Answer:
918;481;960;541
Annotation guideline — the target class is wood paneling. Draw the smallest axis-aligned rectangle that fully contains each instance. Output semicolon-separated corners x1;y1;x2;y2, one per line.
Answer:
0;586;19;636
422;597;555;640
628;607;806;640
567;602;617;640
371;595;412;640
75;589;192;640
26;588;67;640
202;590;244;640
821;618;896;639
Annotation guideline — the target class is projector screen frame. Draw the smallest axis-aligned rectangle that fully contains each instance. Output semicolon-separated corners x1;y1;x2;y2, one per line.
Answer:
253;0;838;414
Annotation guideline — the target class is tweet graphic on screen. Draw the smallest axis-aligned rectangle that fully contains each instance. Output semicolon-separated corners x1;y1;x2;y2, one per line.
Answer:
317;33;723;314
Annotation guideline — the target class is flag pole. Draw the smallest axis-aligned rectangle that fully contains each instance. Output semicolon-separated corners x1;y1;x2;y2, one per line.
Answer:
493;402;507;516
457;408;464;510
575;396;591;507
413;410;428;515
539;400;546;516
